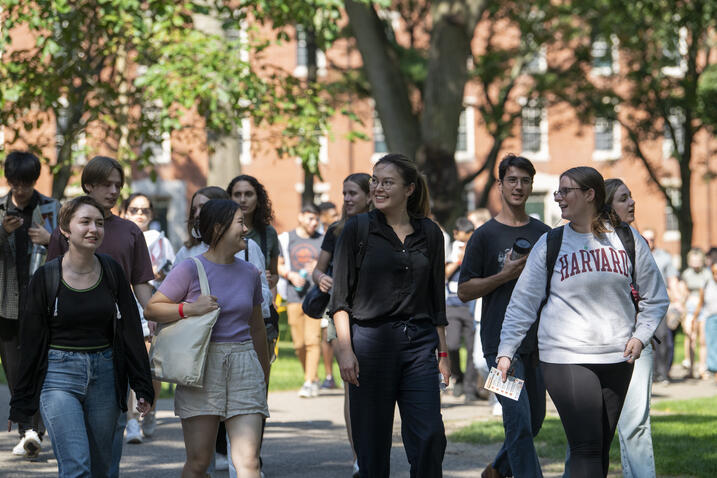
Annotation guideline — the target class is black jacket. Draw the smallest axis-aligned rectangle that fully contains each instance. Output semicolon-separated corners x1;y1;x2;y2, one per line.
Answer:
9;254;154;423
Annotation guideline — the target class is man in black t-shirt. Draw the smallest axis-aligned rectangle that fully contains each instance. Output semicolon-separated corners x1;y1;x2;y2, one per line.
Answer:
458;154;549;478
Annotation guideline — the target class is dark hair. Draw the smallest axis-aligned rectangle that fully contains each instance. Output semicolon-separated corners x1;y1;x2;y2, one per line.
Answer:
4;151;42;184
498;153;536;181
453;217;475;234
374;153;431;218
560;166;621;236
197;199;240;249
81;156;124;193
226;175;274;231
334;173;372;237
185;186;229;248
605;178;627;208
301;203;320;215
58;196;105;234
121;193;153;215
318;201;337;213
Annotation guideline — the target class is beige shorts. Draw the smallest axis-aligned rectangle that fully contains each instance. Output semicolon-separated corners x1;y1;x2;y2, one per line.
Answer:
174;341;269;421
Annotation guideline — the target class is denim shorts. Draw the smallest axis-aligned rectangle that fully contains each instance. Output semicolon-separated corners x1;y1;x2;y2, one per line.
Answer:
174;341;269;421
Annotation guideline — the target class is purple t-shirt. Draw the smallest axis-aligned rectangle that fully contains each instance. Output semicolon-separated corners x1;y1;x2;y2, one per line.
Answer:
158;255;263;343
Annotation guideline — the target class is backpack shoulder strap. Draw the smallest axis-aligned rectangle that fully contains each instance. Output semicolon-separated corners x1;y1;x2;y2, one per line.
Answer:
614;222;636;285
539;226;564;317
43;257;62;318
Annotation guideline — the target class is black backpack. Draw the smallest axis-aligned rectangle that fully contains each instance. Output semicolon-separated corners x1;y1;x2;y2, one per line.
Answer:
540;222;639;318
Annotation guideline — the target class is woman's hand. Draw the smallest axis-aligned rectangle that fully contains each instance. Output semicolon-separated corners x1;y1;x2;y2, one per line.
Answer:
7;420;14;432
335;342;360;386
438;355;451;388
624;337;644;364
318;273;333;293
496;356;512;382
184;295;219;317
136;397;151;418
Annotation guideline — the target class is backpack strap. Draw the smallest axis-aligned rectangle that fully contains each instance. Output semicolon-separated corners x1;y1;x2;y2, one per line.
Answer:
43;257;62;319
614;222;639;312
539;226;564;318
260;227;268;263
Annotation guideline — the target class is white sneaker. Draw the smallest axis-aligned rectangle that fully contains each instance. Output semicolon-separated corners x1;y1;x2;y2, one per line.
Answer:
311;381;320;397
352;459;360;478
22;430;42;458
215;452;229;471
125;418;143;444
12;436;27;457
141;410;157;438
298;382;313;398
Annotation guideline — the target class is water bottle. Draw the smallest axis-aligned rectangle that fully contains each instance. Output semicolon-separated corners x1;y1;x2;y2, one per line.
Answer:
439;373;447;392
510;238;532;260
294;269;309;293
29;244;48;275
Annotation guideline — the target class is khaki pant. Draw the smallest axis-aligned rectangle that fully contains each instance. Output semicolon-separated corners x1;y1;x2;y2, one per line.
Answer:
286;303;321;383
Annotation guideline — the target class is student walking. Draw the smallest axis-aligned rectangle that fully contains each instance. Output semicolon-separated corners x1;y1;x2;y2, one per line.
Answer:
331;154;450;478
9;196;154;477
145;199;269;478
458;154;550;478
0;151;59;458
46;156;155;477
497;167;669;478
311;172;372;477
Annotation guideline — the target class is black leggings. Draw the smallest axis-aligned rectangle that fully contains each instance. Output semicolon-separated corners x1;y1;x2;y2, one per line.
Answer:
541;361;633;478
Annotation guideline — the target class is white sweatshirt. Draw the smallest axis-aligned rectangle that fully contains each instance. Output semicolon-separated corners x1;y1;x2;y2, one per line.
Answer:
498;224;669;364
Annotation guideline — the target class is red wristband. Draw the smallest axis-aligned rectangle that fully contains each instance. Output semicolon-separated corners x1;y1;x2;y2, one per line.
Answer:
438;352;448;358
178;302;186;318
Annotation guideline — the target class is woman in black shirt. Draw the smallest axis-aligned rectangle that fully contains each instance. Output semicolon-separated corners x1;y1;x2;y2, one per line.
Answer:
9;196;153;477
330;154;450;478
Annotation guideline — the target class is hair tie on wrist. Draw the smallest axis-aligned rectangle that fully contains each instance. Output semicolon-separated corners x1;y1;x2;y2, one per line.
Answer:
438;351;448;358
179;302;187;318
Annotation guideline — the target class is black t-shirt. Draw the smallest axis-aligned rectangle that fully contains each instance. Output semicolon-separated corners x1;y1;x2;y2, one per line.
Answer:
49;270;115;350
321;223;339;256
458;217;550;357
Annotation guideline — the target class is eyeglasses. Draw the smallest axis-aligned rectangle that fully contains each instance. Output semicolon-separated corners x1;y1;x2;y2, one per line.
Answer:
369;177;401;190
127;207;151;215
553;187;586;198
502;176;533;187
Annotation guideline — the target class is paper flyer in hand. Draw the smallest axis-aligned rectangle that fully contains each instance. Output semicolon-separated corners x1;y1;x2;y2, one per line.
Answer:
484;367;524;401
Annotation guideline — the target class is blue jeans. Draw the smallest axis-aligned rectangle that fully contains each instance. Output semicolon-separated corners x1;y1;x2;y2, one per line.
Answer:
486;353;545;478
40;348;119;478
618;343;656;478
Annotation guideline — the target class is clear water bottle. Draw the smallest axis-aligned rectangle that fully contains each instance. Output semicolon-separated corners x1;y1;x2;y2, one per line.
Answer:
29;244;48;275
439;373;447;392
294;269;309;293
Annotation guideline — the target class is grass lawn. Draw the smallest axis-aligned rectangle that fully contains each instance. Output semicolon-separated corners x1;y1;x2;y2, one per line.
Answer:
451;396;717;477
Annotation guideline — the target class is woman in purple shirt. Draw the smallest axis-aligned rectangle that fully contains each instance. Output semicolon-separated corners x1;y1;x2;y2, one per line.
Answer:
145;199;269;478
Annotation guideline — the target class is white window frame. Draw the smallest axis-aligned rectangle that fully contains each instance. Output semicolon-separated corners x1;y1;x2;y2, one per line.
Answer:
142;101;172;165
519;98;549;161
592;116;621;161
294;25;327;78
661;27;688;77
530;172;562;227
371;107;388;163
455;103;476;163
525;45;547;74
294;181;331;204
662;108;685;160
238;117;252;165
590;34;619;76
662;179;681;242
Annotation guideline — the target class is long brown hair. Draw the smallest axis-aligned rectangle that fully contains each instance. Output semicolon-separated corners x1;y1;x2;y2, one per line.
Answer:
605;178;627;208
560;166;621;236
374;154;430;218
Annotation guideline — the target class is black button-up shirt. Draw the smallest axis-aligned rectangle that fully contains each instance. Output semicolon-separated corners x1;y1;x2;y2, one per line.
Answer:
329;209;447;326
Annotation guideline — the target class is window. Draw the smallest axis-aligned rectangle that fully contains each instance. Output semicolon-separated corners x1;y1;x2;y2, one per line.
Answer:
55;97;87;164
295;25;326;77
593;116;621;160
373;110;387;157
526;193;547;222
590;34;618;75
142;102;172;165
665;187;681;235
525;46;547;74
663;109;685;160
455;105;476;162
237;117;252;165
662;27;687;76
520;99;548;160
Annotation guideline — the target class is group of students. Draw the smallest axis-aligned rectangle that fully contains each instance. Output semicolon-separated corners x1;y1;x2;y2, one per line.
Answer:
1;148;702;478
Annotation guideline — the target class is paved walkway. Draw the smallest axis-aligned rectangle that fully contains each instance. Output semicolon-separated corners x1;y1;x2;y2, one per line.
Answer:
1;373;715;477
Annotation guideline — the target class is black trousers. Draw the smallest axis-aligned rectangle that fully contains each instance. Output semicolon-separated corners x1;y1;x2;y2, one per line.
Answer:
0;317;44;438
541;361;633;478
350;318;446;478
445;306;477;393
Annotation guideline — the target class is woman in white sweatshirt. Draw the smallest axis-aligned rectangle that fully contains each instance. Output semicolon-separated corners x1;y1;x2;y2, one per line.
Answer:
496;167;669;478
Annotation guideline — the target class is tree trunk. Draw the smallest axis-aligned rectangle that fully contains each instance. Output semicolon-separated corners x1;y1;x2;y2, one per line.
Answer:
301;26;319;206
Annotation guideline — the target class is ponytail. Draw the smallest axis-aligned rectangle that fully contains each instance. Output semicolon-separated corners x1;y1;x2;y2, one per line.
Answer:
375;153;431;218
592;204;622;235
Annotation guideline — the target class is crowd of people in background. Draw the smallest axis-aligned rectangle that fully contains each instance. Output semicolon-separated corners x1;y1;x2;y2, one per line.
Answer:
1;149;716;477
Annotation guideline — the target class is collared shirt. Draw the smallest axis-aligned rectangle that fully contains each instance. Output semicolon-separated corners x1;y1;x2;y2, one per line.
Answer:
329;209;447;326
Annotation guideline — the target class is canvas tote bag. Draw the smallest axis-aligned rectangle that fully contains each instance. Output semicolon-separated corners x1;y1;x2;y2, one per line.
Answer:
149;257;219;388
